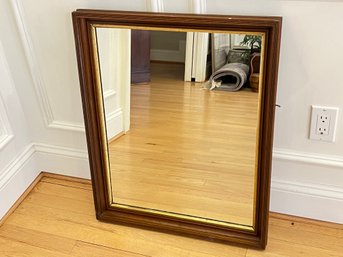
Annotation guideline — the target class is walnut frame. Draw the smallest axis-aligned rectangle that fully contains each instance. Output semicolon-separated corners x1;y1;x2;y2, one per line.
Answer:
72;9;282;249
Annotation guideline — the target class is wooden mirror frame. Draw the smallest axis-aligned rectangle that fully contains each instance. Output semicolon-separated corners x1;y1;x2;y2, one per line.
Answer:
72;9;282;249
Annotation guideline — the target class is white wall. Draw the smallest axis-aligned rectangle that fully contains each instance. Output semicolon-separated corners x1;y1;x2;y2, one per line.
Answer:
1;0;343;223
150;31;186;63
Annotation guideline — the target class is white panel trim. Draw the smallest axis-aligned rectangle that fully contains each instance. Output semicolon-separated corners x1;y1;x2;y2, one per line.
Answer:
147;0;164;12
0;100;14;149
272;179;343;202
49;120;85;132
34;143;88;160
10;0;85;133
106;108;123;121
10;0;53;125
273;148;343;168
103;89;117;99
189;0;206;14
0;42;14;150
0;135;14;151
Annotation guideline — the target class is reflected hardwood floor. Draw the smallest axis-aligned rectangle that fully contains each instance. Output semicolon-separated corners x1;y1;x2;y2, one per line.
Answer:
108;62;259;225
1;175;342;257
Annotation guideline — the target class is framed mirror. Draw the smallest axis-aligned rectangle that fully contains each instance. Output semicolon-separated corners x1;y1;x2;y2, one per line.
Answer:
72;10;282;249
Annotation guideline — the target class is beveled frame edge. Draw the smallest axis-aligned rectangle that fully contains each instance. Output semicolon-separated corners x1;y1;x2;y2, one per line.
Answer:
72;10;282;249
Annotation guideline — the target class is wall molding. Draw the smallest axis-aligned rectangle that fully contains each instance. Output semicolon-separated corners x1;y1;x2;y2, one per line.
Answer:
34;143;88;160
0;41;15;150
49;120;85;132
273;147;343;168
0;96;14;151
0;135;14;151
106;108;123;121
189;0;206;14
147;0;164;12
272;179;343;202
0;95;14;150
10;0;86;133
10;0;53;126
103;89;117;100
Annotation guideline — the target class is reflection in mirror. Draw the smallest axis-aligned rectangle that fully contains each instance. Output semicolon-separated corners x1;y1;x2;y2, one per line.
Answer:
96;27;262;227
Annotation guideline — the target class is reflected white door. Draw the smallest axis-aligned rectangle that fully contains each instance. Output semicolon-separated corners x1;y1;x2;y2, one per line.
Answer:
184;32;209;82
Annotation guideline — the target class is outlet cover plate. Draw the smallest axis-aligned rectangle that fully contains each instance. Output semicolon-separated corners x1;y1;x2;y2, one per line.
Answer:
310;105;339;142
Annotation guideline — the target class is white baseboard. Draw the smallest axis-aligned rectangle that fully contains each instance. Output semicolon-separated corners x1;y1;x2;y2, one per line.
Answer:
34;143;90;179
271;148;343;224
0;142;90;220
0;143;39;219
271;179;343;224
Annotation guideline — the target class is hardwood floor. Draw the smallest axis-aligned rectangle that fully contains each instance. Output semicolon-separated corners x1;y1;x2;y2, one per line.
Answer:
108;62;259;226
1;174;342;257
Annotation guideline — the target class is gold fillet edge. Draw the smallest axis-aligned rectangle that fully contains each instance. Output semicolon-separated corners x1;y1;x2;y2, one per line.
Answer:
251;33;266;231
110;203;254;232
90;24;263;232
90;25;114;205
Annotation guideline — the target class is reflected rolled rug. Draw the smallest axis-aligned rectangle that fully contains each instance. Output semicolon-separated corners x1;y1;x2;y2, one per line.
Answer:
206;63;249;91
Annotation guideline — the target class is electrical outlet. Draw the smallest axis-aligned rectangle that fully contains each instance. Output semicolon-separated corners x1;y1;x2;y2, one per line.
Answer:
310;106;339;142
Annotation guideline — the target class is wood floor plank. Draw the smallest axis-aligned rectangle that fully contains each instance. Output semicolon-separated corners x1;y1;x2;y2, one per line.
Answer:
40;176;92;190
34;180;93;202
270;213;343;237
71;241;150;257
0;224;75;254
23;190;95;215
4;181;246;257
247;239;343;257
0;236;72;257
267;221;343;252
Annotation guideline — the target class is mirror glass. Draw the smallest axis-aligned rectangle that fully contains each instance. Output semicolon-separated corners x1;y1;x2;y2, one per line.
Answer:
95;27;263;228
